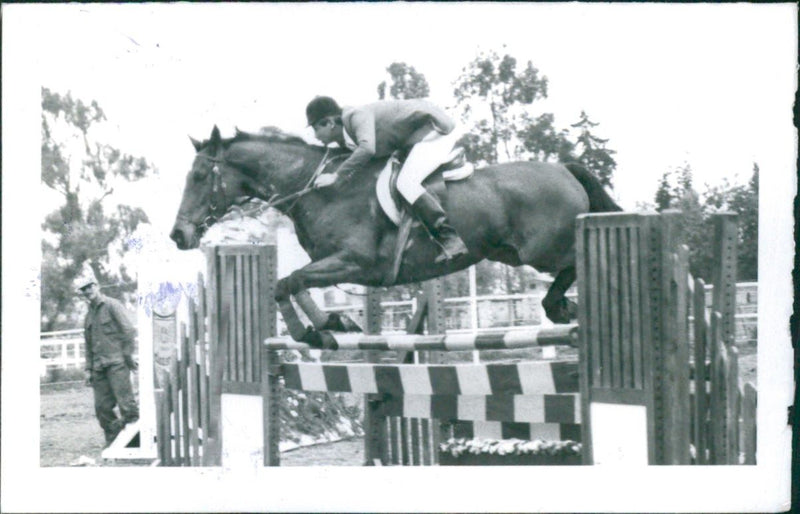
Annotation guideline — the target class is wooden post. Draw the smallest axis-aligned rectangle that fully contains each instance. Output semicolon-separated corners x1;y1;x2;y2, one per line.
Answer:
363;287;384;465
658;211;691;464
261;246;279;466
204;247;222;466
711;213;738;346
423;278;444;465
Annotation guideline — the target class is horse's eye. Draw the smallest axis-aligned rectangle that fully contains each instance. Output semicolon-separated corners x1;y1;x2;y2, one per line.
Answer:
193;169;208;183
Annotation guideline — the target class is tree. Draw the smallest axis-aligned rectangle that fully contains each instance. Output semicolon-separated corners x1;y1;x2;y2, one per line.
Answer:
516;112;575;163
453;49;549;165
653;163;758;282
569;111;617;187
453;49;620;294
703;163;759;281
41;88;156;331
377;62;430;100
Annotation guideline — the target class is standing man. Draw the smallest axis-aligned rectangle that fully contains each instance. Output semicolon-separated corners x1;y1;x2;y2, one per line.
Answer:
305;96;469;263
76;266;139;446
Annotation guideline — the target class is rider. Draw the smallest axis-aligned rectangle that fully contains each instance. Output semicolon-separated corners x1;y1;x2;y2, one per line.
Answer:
305;96;469;263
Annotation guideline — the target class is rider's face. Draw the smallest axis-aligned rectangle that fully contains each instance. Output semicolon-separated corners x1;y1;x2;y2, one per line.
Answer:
312;117;339;144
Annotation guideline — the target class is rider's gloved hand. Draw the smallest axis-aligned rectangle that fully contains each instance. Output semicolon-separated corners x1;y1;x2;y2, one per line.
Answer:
313;173;338;188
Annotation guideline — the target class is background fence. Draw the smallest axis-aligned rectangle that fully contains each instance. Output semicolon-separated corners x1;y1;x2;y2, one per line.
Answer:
41;283;758;374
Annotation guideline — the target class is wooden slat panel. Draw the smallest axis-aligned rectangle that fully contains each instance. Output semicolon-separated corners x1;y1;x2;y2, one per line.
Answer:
692;278;709;464
163;381;176;466
155;389;168;466
742;383;757;464
168;344;182;465
618;226;632;388
242;254;253;383
421;418;432;465
187;301;200;465
608;227;621;388
727;345;740;464
219;253;231;382
179;323;191;466
235;254;245;382
597;226;611;387
250;254;261;383
628;225;644;389
389;416;400;465
410;418;421;465
400;417;410;465
709;322;727;464
196;272;210;455
588;227;602;388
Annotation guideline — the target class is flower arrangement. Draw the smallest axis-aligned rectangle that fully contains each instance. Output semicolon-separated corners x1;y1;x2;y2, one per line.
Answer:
438;438;582;466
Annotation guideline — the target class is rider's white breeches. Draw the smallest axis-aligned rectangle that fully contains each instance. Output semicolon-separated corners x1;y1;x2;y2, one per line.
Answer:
396;129;461;204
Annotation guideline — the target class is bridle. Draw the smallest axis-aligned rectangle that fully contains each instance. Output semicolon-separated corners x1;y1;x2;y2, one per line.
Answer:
177;144;346;234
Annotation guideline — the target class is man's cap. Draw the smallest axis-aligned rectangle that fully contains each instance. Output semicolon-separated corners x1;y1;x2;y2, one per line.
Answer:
306;96;342;127
74;265;98;291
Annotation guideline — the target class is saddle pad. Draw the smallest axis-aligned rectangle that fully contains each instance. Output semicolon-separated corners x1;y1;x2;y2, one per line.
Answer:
376;160;474;225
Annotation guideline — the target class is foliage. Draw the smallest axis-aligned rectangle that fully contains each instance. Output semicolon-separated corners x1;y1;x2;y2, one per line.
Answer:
41;88;156;331
453;49;549;165
377;62;430;100
569;111;617;187
277;351;363;444
42;367;88;384
451;49;618;291
653;163;758;282
439;437;581;457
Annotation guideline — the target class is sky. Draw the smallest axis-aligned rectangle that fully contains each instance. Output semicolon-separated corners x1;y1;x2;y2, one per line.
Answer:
1;3;796;512
22;2;797;234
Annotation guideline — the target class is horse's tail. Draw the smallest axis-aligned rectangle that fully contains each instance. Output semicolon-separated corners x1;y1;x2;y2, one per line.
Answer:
564;163;623;213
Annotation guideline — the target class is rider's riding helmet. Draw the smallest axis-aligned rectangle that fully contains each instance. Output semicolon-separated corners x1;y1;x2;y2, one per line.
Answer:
306;96;342;127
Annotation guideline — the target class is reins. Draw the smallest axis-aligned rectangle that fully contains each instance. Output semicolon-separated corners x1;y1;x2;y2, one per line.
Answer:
194;145;347;221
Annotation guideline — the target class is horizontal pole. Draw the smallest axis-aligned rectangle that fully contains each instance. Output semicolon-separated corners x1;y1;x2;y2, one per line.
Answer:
264;324;578;351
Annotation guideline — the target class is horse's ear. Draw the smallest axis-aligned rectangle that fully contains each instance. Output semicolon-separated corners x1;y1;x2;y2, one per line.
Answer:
189;136;202;151
210;125;222;144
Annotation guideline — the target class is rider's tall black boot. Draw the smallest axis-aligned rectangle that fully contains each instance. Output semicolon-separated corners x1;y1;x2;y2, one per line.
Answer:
411;191;469;263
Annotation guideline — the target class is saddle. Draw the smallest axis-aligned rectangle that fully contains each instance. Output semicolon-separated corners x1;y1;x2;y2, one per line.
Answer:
375;147;474;285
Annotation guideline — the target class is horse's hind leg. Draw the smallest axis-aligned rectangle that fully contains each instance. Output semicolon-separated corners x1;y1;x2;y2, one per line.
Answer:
542;266;577;324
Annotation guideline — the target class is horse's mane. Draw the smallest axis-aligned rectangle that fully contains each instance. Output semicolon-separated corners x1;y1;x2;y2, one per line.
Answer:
230;126;311;147
197;126;350;159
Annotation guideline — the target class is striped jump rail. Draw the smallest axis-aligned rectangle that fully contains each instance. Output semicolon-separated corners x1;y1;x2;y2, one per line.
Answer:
263;323;578;351
280;359;582;443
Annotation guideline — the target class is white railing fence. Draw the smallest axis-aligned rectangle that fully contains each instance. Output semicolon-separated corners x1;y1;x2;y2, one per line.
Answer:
42;283;758;373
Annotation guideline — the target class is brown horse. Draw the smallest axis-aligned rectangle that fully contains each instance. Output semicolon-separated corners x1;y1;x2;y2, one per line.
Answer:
170;126;621;345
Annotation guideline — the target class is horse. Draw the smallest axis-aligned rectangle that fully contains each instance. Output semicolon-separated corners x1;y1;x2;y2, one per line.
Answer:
170;125;621;346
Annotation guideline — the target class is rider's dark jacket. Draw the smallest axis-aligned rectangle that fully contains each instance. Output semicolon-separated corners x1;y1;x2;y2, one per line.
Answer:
84;293;136;371
336;99;456;181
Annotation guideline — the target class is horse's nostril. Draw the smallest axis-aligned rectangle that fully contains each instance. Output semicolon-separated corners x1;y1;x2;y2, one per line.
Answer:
170;229;184;248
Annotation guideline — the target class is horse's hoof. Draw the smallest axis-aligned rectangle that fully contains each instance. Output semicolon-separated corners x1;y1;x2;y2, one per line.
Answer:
565;299;578;320
321;313;363;333
300;329;340;350
300;328;324;349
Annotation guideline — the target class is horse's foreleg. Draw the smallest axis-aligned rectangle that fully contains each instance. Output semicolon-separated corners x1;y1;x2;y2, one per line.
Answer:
542;266;577;324
275;253;374;342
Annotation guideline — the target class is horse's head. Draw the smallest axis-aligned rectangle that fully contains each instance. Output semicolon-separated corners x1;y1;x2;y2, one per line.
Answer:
170;126;251;250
